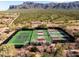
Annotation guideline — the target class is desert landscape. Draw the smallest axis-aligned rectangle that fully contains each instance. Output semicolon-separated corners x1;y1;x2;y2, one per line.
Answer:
0;1;79;57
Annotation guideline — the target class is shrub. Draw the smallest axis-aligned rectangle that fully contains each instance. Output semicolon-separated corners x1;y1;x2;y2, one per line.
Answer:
30;46;38;52
37;24;47;28
74;32;79;38
0;44;17;57
53;43;65;57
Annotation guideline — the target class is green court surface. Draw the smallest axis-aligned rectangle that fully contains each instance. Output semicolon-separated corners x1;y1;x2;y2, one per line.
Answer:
7;29;71;45
8;30;32;45
31;30;51;43
31;30;37;42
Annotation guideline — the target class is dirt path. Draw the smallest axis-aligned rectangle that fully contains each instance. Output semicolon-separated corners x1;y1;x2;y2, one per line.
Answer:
9;13;20;26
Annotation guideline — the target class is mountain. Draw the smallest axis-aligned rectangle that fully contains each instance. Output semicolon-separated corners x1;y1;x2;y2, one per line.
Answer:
9;1;79;9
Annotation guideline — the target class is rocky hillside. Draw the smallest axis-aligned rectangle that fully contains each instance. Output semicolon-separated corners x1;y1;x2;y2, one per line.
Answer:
9;1;79;9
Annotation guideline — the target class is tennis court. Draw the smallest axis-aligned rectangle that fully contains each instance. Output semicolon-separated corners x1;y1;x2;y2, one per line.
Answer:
48;29;70;42
31;30;51;43
8;30;32;45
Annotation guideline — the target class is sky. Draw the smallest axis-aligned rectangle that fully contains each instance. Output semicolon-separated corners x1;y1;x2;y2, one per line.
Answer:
0;1;23;11
0;0;79;11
